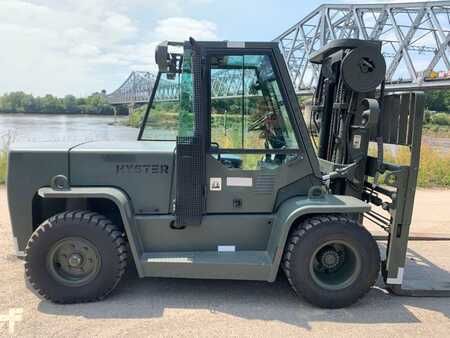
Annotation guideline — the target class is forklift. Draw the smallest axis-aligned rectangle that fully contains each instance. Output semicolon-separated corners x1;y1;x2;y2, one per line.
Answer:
7;38;449;308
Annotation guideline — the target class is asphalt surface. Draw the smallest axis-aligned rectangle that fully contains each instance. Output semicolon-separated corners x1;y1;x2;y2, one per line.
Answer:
0;186;449;337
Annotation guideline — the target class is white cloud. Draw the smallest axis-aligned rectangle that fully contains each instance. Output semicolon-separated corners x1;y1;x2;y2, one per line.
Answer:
0;0;218;97
102;12;138;40
69;44;100;57
119;17;218;73
154;17;217;41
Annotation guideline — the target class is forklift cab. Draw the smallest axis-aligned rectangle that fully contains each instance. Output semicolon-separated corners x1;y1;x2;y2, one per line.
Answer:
139;39;321;220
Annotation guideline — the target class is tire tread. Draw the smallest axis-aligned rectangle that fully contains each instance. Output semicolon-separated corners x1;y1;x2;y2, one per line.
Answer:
25;210;128;304
282;214;379;308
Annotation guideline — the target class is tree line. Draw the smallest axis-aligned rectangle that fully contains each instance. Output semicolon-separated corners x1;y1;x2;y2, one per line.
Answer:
2;89;450;118
0;91;122;115
425;90;450;112
422;90;450;126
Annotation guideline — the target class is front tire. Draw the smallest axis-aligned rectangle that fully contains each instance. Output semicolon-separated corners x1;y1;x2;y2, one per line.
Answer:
25;210;128;303
283;215;380;308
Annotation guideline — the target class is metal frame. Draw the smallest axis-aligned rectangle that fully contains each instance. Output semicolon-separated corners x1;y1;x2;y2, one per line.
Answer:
199;42;321;177
364;92;450;296
107;71;159;105
137;72;161;140
274;1;450;94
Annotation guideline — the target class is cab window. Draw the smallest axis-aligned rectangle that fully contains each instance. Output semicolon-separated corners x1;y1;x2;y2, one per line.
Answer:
140;49;194;140
209;54;300;169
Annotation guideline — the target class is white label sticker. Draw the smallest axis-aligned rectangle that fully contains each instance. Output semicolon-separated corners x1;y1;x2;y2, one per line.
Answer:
227;41;245;48
218;245;236;252
227;177;253;187
353;135;362;149
210;177;222;191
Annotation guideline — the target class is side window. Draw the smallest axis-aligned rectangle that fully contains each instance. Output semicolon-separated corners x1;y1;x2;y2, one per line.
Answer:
210;54;299;150
140;49;194;140
209;54;300;170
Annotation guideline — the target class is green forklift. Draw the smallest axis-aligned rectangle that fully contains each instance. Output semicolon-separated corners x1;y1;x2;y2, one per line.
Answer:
7;38;449;308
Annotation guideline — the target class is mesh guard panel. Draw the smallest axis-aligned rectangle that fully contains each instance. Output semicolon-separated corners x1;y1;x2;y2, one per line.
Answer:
175;136;205;226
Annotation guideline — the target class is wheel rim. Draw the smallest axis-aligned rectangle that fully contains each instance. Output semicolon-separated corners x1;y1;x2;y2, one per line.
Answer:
309;240;361;291
47;237;101;287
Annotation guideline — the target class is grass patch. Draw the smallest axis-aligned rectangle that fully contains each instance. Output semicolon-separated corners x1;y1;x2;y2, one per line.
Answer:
0;150;6;184
370;143;450;188
422;124;450;138
0;131;15;184
126;108;145;128
416;144;450;187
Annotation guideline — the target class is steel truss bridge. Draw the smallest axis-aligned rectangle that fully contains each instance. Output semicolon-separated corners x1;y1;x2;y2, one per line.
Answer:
107;1;450;105
107;69;258;105
107;72;170;105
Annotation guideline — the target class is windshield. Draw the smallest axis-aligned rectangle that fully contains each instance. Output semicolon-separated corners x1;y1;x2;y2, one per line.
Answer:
139;48;193;141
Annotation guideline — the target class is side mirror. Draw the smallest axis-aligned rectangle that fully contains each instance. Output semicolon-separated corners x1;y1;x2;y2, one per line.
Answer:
155;41;183;74
155;41;170;72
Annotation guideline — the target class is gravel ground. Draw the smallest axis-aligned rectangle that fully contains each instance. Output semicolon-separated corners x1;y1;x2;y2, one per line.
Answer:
0;186;449;337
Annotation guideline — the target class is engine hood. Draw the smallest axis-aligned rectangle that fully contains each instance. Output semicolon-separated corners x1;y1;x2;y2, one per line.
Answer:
9;141;84;153
9;140;177;154
69;140;176;214
69;140;176;153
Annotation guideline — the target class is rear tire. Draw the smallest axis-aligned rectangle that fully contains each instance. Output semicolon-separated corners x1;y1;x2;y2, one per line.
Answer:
283;215;380;308
25;210;128;304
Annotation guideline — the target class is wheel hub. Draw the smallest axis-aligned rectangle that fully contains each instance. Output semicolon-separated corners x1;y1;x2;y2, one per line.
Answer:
47;237;101;287
310;241;361;291
320;250;340;269
68;254;83;267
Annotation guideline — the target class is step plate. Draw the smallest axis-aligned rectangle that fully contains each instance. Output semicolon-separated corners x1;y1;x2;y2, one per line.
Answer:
141;251;273;281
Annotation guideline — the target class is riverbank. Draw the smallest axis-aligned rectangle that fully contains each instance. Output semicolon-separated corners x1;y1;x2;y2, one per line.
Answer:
0;111;125;116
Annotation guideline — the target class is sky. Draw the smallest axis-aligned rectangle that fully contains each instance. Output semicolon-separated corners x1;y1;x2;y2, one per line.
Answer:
0;0;435;97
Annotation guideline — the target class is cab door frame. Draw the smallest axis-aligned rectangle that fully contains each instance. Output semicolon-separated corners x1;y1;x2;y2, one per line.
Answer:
199;42;320;214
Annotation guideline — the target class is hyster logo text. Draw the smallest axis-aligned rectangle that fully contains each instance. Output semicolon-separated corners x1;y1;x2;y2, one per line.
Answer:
116;164;169;175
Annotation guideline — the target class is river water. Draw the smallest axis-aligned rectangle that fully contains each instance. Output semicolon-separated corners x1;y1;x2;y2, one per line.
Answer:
0;113;138;147
1;113;448;151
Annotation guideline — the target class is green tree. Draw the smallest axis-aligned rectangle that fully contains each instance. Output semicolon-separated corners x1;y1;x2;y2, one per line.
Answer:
432;113;450;126
40;94;64;113
0;92;115;115
425;90;450;112
84;93;114;115
63;95;80;114
21;93;37;113
424;110;432;124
